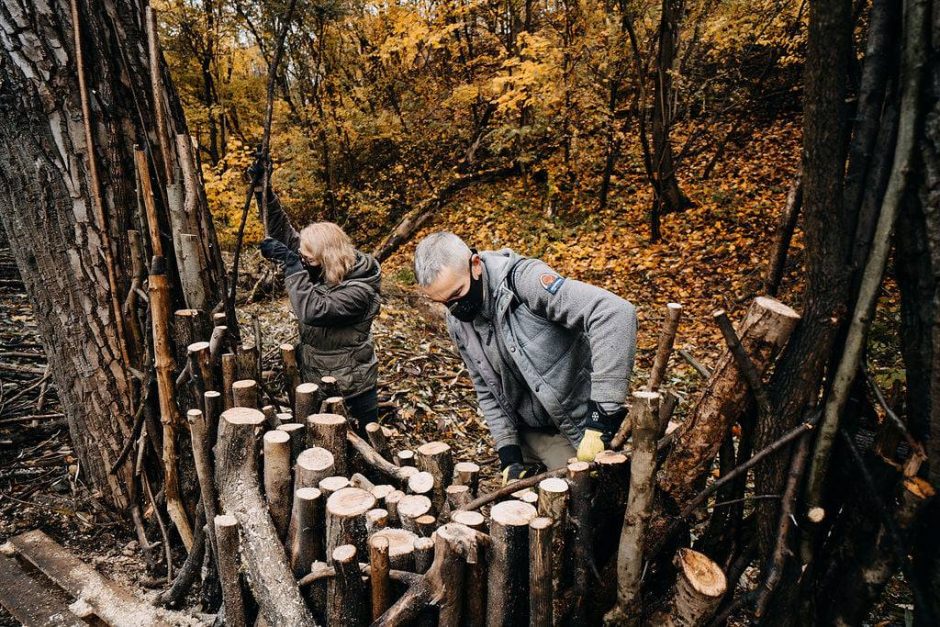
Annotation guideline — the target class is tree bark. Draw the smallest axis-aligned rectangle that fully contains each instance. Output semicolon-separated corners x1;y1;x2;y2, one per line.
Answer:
0;0;223;510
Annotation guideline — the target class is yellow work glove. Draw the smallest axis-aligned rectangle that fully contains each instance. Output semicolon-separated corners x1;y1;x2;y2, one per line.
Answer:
577;428;606;462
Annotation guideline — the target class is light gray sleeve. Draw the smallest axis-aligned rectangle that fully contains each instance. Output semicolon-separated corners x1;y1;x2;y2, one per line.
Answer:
447;322;520;450
512;259;637;404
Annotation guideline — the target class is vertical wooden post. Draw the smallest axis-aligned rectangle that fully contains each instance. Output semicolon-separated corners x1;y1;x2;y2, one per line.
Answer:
288;487;323;577
325;487;376;556
370;535;392;620
295;382;320;422
329;545;369;627
263;429;292;538
221;352;236;410
366;422;392;459
454;462;481;496
232;379;258;409
487;500;538;626
295;447;335;490
214;514;246;627
529;517;554;627
308;414;348;475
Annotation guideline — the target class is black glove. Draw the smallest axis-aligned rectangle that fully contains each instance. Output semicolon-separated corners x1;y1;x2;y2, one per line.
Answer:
501;462;547;486
247;148;271;189
259;237;303;276
584;400;627;441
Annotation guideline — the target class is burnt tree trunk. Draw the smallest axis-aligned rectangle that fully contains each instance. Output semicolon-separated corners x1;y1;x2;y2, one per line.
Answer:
0;0;224;509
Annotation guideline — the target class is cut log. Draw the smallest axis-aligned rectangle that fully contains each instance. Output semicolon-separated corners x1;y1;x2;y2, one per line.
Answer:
385;490;405;526
352;472;377;490
276;412;294;425
374;524;487;627
371;535;392;620
451;510;486;530
398;495;433;534
371;484;396;504
414;538;435;574
277;422;306;465
295;447;335;491
513;489;539;506
648;303;683;391
281;344;301;412
446;484;472;511
454;462;481;496
566;461;593;625
187;409;219;576
307;413;348;475
607;392;661;624
663;549;727;627
321;396;349;419
659;296;800;506
329;545;369;627
417;441;454;512
319;476;352;499
262;404;278;428
347;431;414;484
537;478;569;525
529;517;554;627
288;487;323;577
415;515;437;537
367;508;390;535
326;487;377;556
488;500;538;626
263;429;292;538
371;528;418;571
396;450;416;467
214;407;315;626
232;379;258;409
367;422;392;459
237;342;259;382
319;376;340;399
221;353;236;410
408;471;436;499
295;382;320;422
214;515;246;627
0;553;83;627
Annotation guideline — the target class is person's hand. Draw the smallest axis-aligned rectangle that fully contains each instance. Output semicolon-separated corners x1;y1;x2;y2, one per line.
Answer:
501;462;546;486
259;237;303;276
247;149;271;190
576;401;627;461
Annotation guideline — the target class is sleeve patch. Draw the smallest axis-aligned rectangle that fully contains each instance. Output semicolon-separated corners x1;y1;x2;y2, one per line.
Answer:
539;272;566;294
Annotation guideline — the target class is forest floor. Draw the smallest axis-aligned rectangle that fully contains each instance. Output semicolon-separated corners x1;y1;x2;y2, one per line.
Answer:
0;113;912;624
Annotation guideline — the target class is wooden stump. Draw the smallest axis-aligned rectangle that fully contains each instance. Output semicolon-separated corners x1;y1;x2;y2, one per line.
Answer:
367;508;389;535
288;487;323;577
385;490;405;526
529;517;554;627
396;450;416;467
320;376;340;399
566;461;593;625
606;394;662;624
237;342;259;382
487;500;538;626
446;484;472;511
232;379;258;409
537;478;569;525
663;549;727;627
371;528;418;571
329;545;369;627
371;484;396;505
281;344;301;412
370;535;392;620
221;353;236;410
214;407;315;625
417;441;454;512
263;429;292;539
366;422;392;459
398;495;433;535
214;514;246;627
319;476;352;499
277;422;306;465
408;471;436;499
415;515;437;537
326;487;376;556
295;382;320;423
454;462;481;496
307;413;348;475
320;396;349;419
295;447;335;491
451;510;486;530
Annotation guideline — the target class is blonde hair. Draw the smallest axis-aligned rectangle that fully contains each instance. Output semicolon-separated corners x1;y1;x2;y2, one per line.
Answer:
298;222;357;285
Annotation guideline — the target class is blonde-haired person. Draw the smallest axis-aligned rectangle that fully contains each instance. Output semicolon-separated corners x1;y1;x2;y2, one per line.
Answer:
253;166;382;430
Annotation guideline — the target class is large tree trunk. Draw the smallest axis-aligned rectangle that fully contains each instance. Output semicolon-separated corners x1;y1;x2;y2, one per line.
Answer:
0;0;224;510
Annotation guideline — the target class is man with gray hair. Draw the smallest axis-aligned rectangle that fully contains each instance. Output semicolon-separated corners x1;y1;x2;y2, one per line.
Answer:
414;232;637;483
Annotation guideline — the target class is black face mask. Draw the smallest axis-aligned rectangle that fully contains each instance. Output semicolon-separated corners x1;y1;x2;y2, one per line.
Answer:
304;261;323;284
448;254;484;322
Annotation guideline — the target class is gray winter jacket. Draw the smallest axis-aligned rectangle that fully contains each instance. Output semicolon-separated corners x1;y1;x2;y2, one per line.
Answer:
265;193;382;397
447;249;637;449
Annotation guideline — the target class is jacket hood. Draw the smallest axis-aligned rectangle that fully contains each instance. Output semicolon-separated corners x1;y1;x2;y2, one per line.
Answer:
345;251;382;292
480;248;525;293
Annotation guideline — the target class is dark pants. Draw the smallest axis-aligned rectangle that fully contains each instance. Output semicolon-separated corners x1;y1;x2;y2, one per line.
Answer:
346;387;378;433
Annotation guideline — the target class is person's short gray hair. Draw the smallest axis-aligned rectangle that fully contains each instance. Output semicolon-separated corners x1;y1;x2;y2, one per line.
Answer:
414;232;472;287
